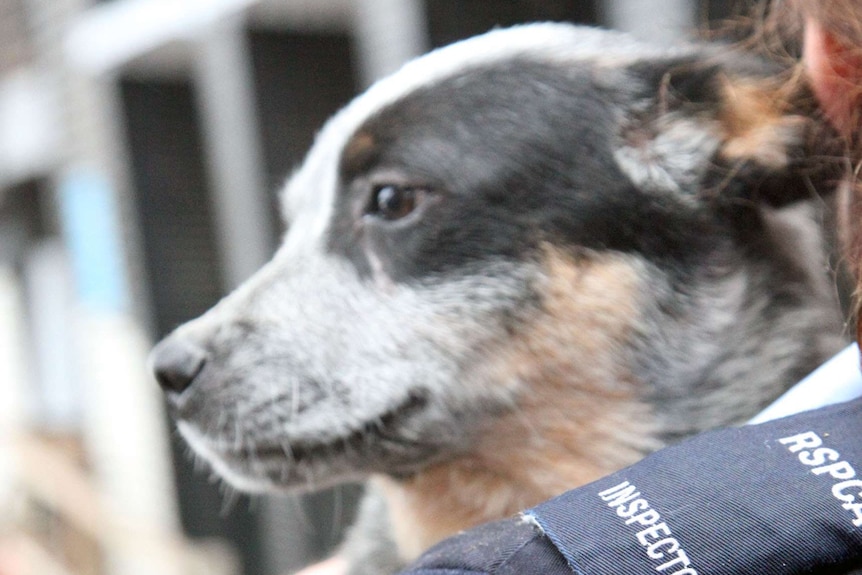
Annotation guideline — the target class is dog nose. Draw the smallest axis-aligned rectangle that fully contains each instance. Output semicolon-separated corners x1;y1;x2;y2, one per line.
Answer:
150;336;208;394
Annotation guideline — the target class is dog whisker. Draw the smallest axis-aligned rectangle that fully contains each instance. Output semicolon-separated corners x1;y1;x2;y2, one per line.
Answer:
280;439;296;466
150;21;849;573
292;377;300;420
219;482;241;517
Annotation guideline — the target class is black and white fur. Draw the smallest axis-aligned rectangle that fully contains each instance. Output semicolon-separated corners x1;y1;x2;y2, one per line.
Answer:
150;24;846;574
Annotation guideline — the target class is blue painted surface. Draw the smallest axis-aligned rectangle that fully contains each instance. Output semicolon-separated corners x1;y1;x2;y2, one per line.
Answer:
58;167;129;314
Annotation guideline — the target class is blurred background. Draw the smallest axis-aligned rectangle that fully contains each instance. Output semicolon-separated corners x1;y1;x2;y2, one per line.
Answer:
0;1;753;574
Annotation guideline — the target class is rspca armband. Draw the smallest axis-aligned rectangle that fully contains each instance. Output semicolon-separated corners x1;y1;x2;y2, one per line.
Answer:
526;397;862;575
403;398;862;575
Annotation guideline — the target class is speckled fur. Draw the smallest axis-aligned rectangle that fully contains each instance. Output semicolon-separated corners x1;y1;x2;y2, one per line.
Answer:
152;24;847;574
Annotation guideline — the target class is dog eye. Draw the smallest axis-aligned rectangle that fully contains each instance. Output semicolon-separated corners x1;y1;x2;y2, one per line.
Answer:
368;185;424;221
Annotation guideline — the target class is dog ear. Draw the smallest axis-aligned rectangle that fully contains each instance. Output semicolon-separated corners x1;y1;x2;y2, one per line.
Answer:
707;70;834;209
616;57;843;210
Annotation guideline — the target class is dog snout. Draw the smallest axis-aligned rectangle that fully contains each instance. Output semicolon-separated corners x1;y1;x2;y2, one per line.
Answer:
150;335;209;394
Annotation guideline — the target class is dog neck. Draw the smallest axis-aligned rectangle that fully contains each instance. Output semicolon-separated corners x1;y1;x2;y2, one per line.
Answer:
375;371;659;561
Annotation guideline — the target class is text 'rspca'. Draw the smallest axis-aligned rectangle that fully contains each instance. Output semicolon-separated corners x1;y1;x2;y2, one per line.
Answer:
598;481;697;575
779;430;862;527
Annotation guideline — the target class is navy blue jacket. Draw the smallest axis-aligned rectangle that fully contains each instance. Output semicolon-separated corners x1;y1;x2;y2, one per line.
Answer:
401;395;862;575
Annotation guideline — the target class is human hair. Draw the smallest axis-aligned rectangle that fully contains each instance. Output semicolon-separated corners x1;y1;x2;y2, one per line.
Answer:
788;0;862;339
737;0;862;337
790;0;862;46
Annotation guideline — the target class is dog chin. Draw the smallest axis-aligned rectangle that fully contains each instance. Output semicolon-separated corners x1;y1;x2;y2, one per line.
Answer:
175;393;443;491
175;422;277;492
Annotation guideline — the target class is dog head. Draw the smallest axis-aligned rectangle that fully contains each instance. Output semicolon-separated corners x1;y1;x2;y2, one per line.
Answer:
151;24;843;500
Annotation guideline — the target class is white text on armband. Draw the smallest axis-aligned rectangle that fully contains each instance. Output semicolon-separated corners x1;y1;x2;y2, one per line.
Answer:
598;481;698;575
779;431;862;527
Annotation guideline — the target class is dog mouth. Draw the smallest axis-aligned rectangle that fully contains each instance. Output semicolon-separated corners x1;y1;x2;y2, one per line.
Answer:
184;390;436;489
253;391;429;463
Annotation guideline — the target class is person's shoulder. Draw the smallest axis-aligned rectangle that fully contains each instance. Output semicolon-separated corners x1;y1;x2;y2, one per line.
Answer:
399;516;571;575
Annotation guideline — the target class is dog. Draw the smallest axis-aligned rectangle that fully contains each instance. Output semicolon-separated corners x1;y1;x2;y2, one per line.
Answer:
150;23;847;574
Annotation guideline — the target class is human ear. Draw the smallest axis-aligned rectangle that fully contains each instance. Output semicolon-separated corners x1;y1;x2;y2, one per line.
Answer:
803;17;862;137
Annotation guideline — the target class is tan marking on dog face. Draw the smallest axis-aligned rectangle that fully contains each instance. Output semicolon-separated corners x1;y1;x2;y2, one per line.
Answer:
341;130;377;175
719;76;806;169
379;248;661;560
